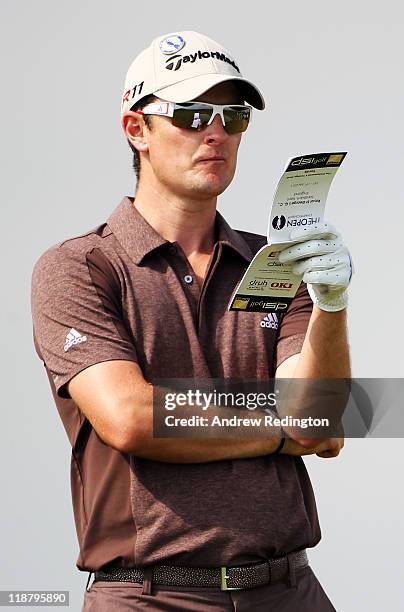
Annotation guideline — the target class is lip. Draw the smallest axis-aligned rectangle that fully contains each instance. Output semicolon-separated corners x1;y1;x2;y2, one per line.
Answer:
195;157;226;163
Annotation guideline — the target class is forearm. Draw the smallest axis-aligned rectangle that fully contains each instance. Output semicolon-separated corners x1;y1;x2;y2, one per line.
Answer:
293;306;351;378
281;306;350;446
122;384;284;462
127;417;339;462
127;432;282;463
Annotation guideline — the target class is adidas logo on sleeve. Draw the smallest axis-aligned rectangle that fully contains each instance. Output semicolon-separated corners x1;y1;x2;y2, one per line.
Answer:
260;313;278;329
64;328;88;352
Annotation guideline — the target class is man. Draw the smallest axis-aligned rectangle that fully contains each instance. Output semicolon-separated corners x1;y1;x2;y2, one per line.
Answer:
31;30;352;611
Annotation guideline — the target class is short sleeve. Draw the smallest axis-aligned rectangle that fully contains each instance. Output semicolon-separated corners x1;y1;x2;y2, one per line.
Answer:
31;244;138;399
275;282;313;368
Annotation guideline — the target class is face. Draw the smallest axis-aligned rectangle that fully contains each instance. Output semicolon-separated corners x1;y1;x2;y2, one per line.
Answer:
126;81;245;200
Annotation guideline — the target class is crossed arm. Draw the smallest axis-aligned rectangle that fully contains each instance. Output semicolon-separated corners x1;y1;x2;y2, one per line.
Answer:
66;305;349;463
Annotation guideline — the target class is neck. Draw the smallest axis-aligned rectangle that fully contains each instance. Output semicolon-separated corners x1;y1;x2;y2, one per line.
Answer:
133;177;217;258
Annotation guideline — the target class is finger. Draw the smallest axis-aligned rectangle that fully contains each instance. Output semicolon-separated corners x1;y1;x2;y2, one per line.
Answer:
291;248;351;274
278;238;344;263
316;449;340;458
289;222;339;243
302;264;351;288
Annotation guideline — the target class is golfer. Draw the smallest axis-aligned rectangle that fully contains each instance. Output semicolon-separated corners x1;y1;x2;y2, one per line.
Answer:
31;30;352;611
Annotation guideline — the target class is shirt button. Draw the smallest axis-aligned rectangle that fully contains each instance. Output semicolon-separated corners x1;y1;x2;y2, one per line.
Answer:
184;275;193;284
169;245;177;254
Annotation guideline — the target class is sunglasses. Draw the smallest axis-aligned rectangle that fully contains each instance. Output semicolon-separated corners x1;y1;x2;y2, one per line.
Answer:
134;101;252;134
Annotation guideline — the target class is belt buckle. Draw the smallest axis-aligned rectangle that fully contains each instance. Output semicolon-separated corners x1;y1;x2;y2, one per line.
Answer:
220;566;244;591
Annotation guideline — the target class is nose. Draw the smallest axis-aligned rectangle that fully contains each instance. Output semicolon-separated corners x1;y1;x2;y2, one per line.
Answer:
202;114;228;145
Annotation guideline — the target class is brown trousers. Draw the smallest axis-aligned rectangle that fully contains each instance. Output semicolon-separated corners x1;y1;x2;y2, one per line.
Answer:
82;565;337;611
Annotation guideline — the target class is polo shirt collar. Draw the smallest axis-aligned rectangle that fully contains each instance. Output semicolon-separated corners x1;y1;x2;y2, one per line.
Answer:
215;210;254;263
107;197;168;265
107;196;254;265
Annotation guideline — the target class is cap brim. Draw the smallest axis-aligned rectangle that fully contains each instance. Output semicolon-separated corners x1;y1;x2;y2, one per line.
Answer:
153;74;265;110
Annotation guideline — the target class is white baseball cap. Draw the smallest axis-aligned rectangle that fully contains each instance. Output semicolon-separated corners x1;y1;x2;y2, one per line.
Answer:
121;30;265;116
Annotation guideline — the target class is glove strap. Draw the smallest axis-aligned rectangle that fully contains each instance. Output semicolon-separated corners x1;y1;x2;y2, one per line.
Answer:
308;285;348;312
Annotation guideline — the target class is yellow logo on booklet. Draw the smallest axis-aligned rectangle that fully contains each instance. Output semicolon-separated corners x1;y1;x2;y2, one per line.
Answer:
232;297;249;310
327;154;344;165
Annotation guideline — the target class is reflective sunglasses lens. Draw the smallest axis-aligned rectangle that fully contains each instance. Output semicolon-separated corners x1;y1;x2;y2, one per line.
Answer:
172;108;212;129
223;107;251;134
171;105;251;133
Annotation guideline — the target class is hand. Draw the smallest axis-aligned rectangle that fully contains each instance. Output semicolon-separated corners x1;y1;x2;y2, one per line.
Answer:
277;222;353;312
280;436;344;458
314;437;345;458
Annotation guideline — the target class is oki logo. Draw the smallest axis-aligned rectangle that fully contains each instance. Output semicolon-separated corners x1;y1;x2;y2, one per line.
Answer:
271;282;293;289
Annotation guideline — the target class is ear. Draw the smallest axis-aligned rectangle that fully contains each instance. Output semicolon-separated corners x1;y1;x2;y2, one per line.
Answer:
121;111;149;153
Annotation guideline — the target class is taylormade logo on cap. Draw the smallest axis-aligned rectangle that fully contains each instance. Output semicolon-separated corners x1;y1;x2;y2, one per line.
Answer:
164;49;240;73
121;30;265;116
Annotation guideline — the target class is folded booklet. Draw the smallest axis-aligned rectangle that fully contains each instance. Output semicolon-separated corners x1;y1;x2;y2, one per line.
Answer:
228;152;347;313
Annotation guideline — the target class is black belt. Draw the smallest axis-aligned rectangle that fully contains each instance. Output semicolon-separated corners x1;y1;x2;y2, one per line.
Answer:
93;549;308;591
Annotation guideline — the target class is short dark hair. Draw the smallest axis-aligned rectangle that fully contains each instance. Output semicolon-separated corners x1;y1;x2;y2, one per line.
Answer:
127;94;157;183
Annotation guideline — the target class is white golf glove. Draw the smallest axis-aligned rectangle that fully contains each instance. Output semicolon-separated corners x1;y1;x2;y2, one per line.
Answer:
277;222;353;312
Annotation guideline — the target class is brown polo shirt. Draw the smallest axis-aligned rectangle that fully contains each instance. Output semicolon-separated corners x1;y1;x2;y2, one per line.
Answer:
31;196;320;572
